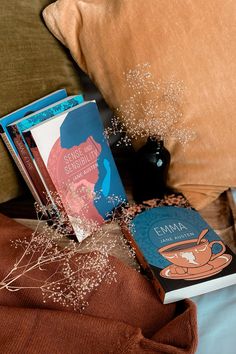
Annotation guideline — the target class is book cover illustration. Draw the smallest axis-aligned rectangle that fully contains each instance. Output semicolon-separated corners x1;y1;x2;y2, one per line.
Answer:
29;102;127;241
158;228;231;281
123;195;236;302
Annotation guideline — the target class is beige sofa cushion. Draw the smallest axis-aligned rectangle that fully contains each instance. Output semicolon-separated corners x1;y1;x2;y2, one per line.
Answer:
43;0;236;210
0;0;82;203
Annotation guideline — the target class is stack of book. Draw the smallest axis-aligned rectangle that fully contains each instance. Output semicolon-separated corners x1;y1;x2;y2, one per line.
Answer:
0;90;127;241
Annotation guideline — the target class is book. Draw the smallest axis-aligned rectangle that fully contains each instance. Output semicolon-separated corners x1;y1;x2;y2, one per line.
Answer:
121;195;236;304
24;101;127;241
6;95;84;207
0;89;67;204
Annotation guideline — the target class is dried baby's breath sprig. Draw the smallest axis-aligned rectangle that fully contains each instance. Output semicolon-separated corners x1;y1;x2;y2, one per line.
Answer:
105;63;196;146
0;192;135;311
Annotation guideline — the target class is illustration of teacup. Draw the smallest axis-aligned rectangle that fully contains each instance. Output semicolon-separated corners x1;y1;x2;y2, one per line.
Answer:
159;237;226;268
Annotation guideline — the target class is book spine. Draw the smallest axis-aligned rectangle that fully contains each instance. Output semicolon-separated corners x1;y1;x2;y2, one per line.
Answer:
121;222;166;302
24;131;76;234
7;125;49;206
0;131;42;205
24;131;58;195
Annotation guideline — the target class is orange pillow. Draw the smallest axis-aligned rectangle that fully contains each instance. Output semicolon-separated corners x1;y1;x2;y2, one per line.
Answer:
43;0;236;209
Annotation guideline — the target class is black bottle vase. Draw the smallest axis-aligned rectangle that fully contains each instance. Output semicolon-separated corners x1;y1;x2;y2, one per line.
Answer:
132;137;171;203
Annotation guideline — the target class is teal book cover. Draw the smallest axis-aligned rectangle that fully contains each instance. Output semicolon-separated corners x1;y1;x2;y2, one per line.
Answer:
7;94;84;156
123;195;236;303
0;89;67;155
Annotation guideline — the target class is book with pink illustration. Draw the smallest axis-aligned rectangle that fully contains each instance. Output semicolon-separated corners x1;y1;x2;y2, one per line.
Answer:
23;101;127;241
121;195;236;303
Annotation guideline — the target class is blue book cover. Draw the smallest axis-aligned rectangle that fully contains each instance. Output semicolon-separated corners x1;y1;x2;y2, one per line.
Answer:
27;101;127;241
8;94;84;157
17;95;84;133
0;89;67;155
123;195;236;303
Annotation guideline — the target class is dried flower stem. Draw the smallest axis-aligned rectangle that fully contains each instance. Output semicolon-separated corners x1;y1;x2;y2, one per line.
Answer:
0;193;134;311
105;63;196;146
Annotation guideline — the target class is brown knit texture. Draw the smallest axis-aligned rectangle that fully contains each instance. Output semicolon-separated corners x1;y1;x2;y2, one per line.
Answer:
0;213;197;353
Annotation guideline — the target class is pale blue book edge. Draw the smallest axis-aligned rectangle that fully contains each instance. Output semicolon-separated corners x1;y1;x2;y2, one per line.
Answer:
19;95;84;132
20;95;84;158
0;89;67;154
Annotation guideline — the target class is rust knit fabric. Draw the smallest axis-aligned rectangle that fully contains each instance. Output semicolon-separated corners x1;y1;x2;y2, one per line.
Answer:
0;213;197;353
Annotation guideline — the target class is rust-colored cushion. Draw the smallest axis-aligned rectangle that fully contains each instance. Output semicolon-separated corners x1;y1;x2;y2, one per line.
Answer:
0;0;82;203
43;0;236;210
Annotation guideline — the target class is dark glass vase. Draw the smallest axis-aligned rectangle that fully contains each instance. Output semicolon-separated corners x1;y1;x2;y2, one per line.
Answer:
132;137;171;203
